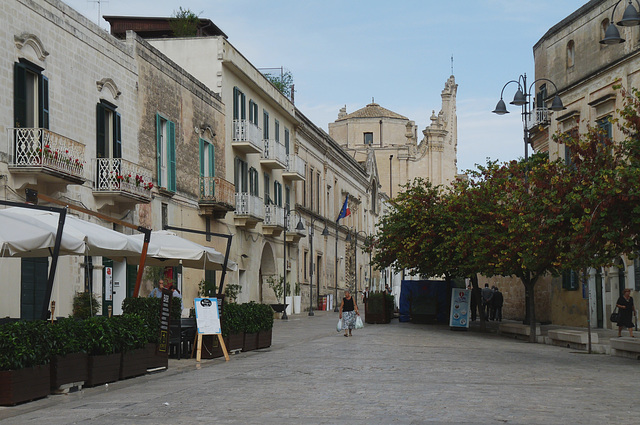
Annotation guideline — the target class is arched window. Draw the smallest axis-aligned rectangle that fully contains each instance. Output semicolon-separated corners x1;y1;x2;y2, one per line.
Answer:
601;18;609;41
567;40;575;69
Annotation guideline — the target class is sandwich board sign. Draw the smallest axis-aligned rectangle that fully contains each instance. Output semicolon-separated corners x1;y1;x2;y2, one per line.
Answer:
194;297;229;362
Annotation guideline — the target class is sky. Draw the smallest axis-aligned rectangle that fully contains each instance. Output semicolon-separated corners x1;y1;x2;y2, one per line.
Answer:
65;0;588;173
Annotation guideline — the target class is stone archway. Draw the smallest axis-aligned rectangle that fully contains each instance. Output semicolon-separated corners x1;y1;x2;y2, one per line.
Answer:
259;242;276;303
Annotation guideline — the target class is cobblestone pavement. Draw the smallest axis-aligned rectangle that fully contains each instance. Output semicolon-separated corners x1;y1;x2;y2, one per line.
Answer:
1;311;638;425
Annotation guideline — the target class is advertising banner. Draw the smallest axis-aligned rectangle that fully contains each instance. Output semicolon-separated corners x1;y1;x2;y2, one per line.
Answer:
449;288;470;329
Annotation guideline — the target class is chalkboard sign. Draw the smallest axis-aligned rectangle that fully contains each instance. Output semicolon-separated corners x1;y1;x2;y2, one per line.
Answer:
157;288;173;354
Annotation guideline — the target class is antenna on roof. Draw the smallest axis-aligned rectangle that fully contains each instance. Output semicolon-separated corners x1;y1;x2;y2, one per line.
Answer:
372;97;374;103
88;0;109;27
451;54;454;75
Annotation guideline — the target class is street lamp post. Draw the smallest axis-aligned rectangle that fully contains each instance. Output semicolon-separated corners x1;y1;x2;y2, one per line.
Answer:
283;209;305;320
308;217;329;316
600;0;640;45
493;73;564;325
334;223;350;312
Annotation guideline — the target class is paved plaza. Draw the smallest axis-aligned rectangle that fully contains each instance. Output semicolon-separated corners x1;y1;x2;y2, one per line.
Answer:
0;311;637;425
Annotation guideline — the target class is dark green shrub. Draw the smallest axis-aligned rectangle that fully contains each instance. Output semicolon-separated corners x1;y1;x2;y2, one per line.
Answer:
121;296;181;343
72;291;100;319
367;293;394;314
0;320;52;370
241;302;261;334
82;316;117;356
111;315;147;352
256;304;274;331
50;318;86;356
221;302;243;337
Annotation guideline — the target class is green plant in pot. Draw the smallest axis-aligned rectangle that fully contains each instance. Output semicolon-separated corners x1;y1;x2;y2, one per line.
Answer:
267;275;284;304
224;283;242;303
72;291;100;319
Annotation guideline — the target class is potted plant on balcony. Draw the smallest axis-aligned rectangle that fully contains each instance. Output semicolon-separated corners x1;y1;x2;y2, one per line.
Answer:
0;320;52;405
49;318;89;393
267;275;287;315
293;281;302;314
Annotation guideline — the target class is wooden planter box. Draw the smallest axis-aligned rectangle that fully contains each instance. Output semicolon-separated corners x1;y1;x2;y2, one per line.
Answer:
227;332;244;351
257;329;272;349
120;348;148;380
365;296;392;324
51;352;88;390
144;343;168;369
0;364;50;406
200;335;226;359
86;353;120;387
243;332;258;352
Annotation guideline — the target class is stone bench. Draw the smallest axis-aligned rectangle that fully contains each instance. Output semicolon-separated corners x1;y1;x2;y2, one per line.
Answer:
610;337;640;360
547;329;599;350
498;323;541;339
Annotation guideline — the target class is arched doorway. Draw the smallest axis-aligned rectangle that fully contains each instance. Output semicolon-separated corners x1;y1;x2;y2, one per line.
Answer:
259;242;276;303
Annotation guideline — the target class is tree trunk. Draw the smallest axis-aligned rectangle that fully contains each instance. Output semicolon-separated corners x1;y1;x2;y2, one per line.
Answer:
522;274;538;343
470;274;485;331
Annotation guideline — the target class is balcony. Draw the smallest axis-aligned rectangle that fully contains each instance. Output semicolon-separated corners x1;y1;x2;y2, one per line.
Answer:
262;204;285;237
8;128;86;187
234;192;264;229
232;120;263;154
260;140;287;169
527;107;550;131
282;154;306;181
199;176;236;219
285;217;307;244
93;158;152;208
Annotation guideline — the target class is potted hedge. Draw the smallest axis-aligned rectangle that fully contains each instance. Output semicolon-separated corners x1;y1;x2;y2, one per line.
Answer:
0;320;52;405
83;316;120;387
365;293;394;324
49;318;89;392
221;302;244;351
241;302;261;352
257;304;275;349
113;315;148;380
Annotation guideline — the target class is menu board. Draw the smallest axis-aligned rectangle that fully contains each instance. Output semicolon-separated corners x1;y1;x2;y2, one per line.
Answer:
194;297;221;335
449;289;470;329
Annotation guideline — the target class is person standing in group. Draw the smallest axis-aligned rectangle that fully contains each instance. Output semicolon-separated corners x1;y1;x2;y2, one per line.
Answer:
149;279;165;298
169;284;183;310
339;290;359;337
481;283;493;320
492;287;504;322
616;288;636;337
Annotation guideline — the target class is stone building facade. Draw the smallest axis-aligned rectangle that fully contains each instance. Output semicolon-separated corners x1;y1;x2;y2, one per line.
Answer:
532;0;640;328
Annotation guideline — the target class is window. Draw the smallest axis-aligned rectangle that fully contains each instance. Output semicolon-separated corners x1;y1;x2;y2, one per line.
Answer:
597;116;612;142
275;119;280;143
303;251;308;281
273;181;283;207
233;87;246;120
200;139;215;195
562;269;579;290
285;185;291;211
284;128;290;154
264;172;271;205
309;168;314;210
535;84;547;110
14;60;48;129
249;167;259;197
263;110;269;140
249;100;259;125
316;171;321;213
156;113;175;191
601;19;610;46
564;127;578;167
364;132;373;145
234;157;248;193
97;101;122;160
566;40;575;69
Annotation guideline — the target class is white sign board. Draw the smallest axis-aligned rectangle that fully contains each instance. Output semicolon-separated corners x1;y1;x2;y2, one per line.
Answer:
104;267;113;302
194;297;221;335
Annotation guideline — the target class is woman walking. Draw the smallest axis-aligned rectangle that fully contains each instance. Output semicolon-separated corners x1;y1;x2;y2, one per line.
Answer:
339;290;359;337
616;288;636;337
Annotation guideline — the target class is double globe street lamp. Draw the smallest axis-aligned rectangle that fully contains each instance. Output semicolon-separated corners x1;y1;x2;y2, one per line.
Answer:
601;0;640;45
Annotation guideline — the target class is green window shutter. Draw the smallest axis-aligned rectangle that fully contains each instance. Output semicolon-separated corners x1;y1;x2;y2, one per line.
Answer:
264;173;270;205
40;75;49;129
114;112;122;159
168;120;176;192
14;62;27;128
156;113;162;187
209;143;215;177
199;138;205;177
285;185;290;210
562;270;578;290
233;87;239;120
263;110;269;139
275;120;280;143
249;100;254;124
241;93;246;120
96;103;106;158
284;128;290;154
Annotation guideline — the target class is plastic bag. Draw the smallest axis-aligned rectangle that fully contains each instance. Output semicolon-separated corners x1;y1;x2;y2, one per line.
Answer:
337;318;343;332
355;316;364;329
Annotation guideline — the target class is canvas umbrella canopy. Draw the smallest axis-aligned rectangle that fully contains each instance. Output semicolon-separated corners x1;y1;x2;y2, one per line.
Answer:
0;212;85;257
130;230;237;271
0;207;147;258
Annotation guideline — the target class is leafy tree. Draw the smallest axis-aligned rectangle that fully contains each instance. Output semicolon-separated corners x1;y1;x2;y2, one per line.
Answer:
170;7;200;37
264;70;294;98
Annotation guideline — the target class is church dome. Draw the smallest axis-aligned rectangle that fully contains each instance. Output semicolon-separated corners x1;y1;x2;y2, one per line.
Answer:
336;102;408;121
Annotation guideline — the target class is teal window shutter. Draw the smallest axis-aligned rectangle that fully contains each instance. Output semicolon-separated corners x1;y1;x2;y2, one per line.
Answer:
156;113;162;187
96;103;107;158
168;120;176;192
263;110;269;139
199;138;205;177
241;93;246;119
209;143;215;177
40;75;49;129
14;62;27;128
284;128;290;154
275;120;280;143
114;112;122;159
233;87;239;120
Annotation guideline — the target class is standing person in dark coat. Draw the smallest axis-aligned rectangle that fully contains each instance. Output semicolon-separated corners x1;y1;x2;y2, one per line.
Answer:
470;285;481;321
492;287;504;322
481;284;493;320
616;288;635;337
